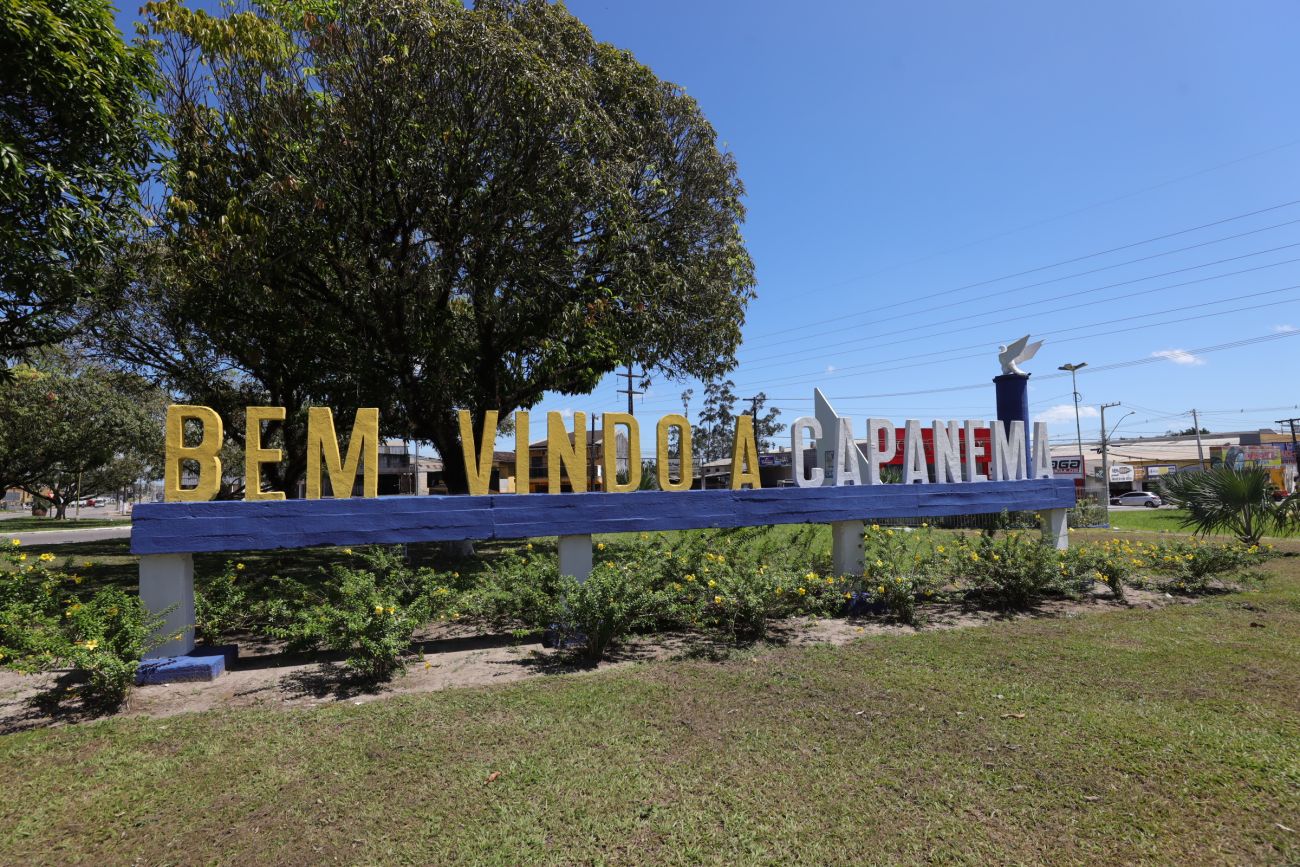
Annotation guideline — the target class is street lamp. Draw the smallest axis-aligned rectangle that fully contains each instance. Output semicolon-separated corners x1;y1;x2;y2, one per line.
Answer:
1058;362;1087;475
1099;404;1134;500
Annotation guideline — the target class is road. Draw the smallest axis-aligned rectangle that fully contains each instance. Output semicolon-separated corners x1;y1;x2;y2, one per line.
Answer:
0;504;133;545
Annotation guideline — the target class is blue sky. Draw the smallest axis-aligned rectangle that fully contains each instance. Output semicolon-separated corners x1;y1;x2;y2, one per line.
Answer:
116;1;1300;453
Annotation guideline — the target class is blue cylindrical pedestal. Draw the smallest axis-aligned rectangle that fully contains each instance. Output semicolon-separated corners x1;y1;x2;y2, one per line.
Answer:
993;373;1031;476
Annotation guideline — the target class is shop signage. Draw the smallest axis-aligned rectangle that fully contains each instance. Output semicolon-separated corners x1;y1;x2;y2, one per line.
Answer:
1051;455;1085;479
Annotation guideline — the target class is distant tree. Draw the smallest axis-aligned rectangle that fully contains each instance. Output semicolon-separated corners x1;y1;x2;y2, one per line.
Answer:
748;391;785;451
0;0;160;366
1168;426;1210;436
0;359;164;518
140;0;756;494
696;378;737;464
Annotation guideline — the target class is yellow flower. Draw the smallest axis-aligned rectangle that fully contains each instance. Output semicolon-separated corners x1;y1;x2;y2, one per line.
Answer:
685;574;695;582
714;595;723;604
825;577;834;585
18;553;26;562
79;639;98;651
870;524;880;531
526;543;533;551
374;605;384;615
991;553;1000;562
597;542;606;551
9;538;19;546
73;575;82;584
804;571;818;582
937;545;945;554
639;533;648;540
708;579;717;588
886;529;895;537
875;559;884;568
921;522;929;529
775;586;783;594
342;548;353;555
39;552;55;562
969;553;979;562
386;606;395;615
235;562;245;571
798;587;806;595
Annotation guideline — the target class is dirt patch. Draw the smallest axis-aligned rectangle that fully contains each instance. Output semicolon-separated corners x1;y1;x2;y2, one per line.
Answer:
0;587;1184;732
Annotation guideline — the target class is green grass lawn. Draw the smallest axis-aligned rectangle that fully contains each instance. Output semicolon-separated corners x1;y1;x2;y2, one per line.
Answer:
1106;507;1298;538
0;516;130;533
1;540;1296;864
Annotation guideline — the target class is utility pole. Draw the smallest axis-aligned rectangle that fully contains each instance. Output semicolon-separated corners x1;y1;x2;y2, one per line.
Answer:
617;363;645;415
1099;402;1119;500
1191;408;1206;470
1275;417;1300;492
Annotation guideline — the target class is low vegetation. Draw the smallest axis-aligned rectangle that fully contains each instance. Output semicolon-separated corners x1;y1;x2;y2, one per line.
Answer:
2;522;1278;713
1;536;1296;864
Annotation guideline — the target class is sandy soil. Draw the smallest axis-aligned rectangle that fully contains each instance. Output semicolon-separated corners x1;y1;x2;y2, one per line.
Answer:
0;587;1184;733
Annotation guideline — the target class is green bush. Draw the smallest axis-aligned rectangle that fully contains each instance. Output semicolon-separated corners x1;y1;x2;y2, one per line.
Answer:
1067;497;1107;529
556;561;662;661
1148;538;1274;594
862;523;945;623
957;531;1056;609
1059;542;1133;602
195;560;251;644
455;546;561;630
1;541;167;709
266;547;445;681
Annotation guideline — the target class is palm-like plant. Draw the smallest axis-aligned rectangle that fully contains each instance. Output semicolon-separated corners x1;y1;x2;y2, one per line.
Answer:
1159;467;1295;545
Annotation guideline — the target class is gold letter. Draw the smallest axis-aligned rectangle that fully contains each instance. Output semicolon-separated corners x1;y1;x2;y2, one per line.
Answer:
730;415;762;490
602;412;640;492
244;406;286;501
515;411;530;494
547;411;587;493
164;405;223;502
656;414;692;492
458;409;498;496
306;407;379;498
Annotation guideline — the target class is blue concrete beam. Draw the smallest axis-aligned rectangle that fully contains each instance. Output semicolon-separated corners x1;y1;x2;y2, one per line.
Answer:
131;480;1075;555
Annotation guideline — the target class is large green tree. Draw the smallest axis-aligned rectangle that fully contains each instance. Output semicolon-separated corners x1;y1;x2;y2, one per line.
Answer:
0;0;160;366
140;0;755;493
0;359;165;518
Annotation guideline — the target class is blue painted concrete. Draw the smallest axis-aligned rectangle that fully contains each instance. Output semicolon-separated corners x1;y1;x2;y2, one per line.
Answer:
135;645;237;685
132;479;1075;555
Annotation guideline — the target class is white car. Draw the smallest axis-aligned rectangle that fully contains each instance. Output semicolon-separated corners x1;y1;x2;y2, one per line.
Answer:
1110;491;1162;508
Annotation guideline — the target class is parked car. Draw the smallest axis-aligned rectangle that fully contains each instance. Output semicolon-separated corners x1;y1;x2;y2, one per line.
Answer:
1110;491;1162;508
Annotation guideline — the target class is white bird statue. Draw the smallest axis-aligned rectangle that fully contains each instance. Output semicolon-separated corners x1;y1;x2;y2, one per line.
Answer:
997;335;1043;376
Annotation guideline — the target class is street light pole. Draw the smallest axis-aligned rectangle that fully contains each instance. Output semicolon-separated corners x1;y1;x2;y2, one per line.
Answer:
1058;362;1087;477
1099;403;1133;502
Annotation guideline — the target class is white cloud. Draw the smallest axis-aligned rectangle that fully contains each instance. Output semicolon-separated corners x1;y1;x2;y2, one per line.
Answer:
1273;324;1296;333
1035;404;1100;424
559;408;575;419
1151;348;1205;366
825;364;837;373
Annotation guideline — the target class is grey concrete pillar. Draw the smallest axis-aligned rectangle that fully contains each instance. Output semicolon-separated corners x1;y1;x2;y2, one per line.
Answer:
139;553;196;659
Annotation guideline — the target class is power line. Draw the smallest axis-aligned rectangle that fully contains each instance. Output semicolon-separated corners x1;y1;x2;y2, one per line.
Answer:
736;284;1300;391
752;327;1300;402
737;244;1300;373
746;138;1300;337
742;213;1300;354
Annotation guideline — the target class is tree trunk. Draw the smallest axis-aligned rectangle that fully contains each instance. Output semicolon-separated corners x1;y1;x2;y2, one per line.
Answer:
428;415;470;496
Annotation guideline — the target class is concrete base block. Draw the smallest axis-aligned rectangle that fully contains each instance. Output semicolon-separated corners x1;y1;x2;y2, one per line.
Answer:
135;644;237;685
